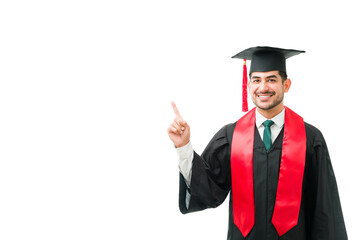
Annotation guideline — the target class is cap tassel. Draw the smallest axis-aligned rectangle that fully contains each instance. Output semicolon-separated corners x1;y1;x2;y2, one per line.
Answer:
242;59;248;112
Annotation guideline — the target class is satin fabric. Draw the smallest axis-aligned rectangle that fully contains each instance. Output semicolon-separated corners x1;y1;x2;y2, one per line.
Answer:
272;107;306;235
231;107;306;237
230;108;256;237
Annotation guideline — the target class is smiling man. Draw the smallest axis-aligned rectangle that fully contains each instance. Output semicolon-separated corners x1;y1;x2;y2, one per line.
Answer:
249;70;290;118
167;46;347;240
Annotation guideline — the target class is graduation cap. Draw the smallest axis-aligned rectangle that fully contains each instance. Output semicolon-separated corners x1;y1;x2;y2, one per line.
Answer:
232;46;305;112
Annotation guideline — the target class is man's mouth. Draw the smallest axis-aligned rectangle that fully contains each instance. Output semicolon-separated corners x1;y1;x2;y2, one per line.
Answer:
256;92;275;100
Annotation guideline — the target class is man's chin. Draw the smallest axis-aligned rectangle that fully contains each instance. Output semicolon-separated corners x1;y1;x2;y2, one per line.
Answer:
254;102;276;111
256;105;275;111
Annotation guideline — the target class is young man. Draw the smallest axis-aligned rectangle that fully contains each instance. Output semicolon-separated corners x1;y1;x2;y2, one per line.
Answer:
167;47;347;240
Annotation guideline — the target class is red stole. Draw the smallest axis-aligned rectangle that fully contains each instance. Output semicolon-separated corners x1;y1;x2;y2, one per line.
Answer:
230;106;306;237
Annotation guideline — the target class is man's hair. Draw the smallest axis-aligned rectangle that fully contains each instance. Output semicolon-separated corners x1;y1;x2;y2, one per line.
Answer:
249;71;288;83
278;71;288;83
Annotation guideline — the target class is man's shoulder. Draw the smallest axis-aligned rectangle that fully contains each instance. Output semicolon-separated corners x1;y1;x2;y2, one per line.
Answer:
304;122;327;147
223;121;238;131
213;122;237;143
304;122;321;134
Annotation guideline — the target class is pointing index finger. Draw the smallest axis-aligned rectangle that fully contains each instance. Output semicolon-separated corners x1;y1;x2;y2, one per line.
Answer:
171;101;182;118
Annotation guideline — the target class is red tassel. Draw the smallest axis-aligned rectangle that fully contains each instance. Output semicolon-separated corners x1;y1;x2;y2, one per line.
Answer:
242;59;248;112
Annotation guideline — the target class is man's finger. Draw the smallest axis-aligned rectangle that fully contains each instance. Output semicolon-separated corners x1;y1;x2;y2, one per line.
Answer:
168;125;180;135
170;121;180;133
174;118;186;131
171;101;182;118
179;119;188;128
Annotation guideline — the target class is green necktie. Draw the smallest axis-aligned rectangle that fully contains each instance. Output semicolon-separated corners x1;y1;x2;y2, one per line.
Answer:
263;120;274;151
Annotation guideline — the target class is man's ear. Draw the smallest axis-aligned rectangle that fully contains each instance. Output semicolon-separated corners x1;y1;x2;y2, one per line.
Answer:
284;79;291;93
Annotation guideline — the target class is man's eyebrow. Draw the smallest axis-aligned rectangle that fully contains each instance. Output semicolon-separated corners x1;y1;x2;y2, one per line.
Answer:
266;75;279;79
251;75;279;79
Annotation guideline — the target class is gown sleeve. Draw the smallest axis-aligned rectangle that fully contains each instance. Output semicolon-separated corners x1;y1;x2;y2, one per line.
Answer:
307;127;348;240
179;123;235;214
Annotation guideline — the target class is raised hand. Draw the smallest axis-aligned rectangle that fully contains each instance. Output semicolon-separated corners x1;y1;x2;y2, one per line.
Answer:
167;101;190;148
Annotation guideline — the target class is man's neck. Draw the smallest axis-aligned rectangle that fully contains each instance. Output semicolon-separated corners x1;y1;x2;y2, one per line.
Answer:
256;104;284;119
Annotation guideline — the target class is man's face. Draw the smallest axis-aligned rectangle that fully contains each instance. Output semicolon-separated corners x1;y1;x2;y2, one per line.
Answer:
248;71;291;111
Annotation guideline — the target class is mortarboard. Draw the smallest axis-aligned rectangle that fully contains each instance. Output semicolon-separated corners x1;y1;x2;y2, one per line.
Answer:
231;46;305;112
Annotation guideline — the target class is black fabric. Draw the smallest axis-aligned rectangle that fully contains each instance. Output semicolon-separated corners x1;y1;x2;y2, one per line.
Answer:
178;122;347;240
231;46;305;74
250;50;286;74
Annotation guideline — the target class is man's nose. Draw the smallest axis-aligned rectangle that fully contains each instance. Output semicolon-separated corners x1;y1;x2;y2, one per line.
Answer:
259;81;269;92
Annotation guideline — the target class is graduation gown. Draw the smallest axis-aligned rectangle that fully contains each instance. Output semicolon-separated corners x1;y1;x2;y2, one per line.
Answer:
179;122;347;240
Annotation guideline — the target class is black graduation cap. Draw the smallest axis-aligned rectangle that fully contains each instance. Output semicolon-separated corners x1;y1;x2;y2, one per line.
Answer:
231;46;305;112
232;46;305;74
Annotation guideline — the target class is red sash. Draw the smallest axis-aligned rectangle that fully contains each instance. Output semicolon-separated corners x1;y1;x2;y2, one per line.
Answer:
230;106;306;237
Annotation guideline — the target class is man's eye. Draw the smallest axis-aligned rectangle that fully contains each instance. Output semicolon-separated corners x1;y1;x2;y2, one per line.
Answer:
268;79;276;82
252;79;260;83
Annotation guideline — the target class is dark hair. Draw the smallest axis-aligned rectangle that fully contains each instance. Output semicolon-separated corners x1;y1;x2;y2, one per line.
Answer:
249;71;288;83
278;71;288;83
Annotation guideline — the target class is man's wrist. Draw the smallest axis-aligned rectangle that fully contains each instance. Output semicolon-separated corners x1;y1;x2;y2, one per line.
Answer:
176;141;192;156
176;141;193;186
175;140;190;149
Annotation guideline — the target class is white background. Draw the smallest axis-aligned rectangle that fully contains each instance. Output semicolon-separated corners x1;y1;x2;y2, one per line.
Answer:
0;0;358;239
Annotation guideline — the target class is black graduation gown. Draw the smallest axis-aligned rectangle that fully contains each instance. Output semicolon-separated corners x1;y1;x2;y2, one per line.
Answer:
179;122;347;240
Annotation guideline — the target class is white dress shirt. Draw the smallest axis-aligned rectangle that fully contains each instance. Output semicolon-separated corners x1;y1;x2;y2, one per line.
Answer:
176;108;285;186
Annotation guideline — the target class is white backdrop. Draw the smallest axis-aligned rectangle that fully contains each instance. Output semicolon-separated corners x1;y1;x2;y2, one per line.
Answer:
0;0;358;239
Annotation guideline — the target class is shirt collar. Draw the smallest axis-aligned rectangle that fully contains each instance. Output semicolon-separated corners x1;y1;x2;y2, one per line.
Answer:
255;108;285;128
